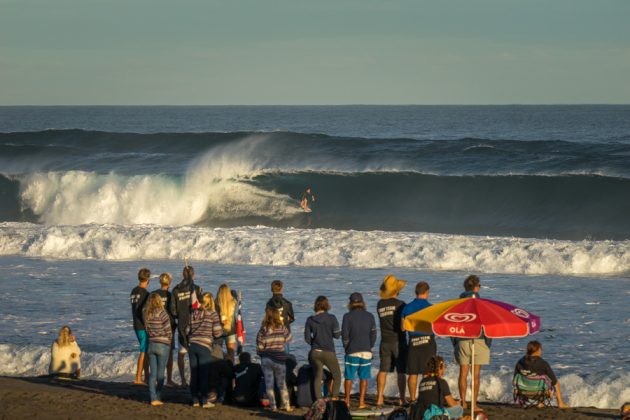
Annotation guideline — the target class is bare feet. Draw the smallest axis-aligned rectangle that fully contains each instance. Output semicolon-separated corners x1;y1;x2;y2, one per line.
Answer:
558;402;569;409
150;400;163;406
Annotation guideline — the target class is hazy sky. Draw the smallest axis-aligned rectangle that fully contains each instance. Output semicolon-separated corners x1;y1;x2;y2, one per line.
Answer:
1;0;629;105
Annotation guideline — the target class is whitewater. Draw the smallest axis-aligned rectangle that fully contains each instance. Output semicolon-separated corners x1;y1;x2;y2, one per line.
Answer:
0;105;629;409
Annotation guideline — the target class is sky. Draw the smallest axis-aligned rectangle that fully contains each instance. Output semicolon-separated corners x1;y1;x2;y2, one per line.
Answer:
1;0;629;105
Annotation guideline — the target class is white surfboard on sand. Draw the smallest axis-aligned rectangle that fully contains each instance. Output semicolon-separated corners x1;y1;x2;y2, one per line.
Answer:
350;406;396;418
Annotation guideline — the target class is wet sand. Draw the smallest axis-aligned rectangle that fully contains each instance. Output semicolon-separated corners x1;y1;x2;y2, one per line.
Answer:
0;376;618;419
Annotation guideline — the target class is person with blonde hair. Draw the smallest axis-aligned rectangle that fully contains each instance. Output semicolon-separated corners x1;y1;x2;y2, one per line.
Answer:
215;283;238;362
49;325;81;379
189;292;224;408
144;292;172;406
152;272;178;387
256;307;293;412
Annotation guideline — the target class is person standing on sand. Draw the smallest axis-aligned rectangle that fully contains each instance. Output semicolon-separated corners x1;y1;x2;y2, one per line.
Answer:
454;275;491;410
216;284;239;363
49;325;81;379
130;267;151;385
152;272;178;387
188;292;224;408
514;341;569;408
170;265;202;387
144;293;172;406
304;295;342;400
401;281;437;403
256;307;294;413
376;274;408;406
342;292;377;409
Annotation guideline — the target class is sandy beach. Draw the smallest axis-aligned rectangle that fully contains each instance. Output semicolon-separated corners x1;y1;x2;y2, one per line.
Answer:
0;376;619;419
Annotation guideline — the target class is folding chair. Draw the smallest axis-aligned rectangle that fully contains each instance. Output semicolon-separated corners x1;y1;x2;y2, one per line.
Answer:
512;373;553;408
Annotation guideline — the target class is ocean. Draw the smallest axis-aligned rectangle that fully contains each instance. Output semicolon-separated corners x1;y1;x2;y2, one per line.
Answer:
0;105;628;408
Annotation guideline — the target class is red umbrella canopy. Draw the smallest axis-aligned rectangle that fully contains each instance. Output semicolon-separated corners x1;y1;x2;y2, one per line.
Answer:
404;297;540;339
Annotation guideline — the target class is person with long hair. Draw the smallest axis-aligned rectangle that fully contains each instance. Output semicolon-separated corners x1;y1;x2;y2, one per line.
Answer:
49;325;81;379
256;307;293;412
216;283;238;362
417;356;464;419
188;292;224;408
152;272;178;387
144;293;173;406
304;295;342;400
514;341;569;408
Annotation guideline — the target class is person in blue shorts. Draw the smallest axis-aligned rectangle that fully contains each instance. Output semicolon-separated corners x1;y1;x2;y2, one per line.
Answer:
342;292;376;409
130;268;151;384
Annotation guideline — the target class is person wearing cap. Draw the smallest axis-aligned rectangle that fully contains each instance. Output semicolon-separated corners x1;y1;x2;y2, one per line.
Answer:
341;292;377;409
454;274;491;411
401;281;437;403
376;275;408;406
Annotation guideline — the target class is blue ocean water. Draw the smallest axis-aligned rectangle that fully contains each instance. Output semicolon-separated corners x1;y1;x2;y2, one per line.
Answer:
0;106;628;407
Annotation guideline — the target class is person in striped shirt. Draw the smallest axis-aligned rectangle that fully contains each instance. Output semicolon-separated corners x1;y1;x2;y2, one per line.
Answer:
188;292;223;409
256;307;294;412
144;293;173;406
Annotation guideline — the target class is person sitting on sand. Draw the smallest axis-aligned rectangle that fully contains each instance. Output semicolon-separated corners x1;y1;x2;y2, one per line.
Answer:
341;292;377;409
49;325;81;379
233;352;264;407
189;292;224;408
514;340;569;408
256;307;294;413
144;293;173;406
417;356;464;419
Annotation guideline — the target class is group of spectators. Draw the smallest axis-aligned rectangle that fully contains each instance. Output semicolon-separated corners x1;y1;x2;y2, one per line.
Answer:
48;268;569;418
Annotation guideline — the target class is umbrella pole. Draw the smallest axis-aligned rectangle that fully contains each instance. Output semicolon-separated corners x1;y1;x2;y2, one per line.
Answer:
471;338;475;419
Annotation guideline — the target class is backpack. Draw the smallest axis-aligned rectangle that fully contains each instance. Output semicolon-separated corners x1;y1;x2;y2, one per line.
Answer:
324;399;352;420
296;364;316;408
304;398;328;420
387;407;410;420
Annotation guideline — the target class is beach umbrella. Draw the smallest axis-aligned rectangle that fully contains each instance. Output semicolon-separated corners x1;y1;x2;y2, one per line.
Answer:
402;297;540;418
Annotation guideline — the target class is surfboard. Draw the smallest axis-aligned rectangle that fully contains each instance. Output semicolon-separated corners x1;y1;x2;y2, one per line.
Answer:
350;406;395;418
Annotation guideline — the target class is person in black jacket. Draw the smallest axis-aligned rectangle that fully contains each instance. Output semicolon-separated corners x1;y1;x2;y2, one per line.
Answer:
266;280;295;332
514;341;569;408
170;265;202;387
304;295;342;400
233;352;264;406
342;292;377;409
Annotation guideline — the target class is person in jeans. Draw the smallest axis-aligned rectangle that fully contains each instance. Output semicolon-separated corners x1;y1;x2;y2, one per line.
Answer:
256;307;293;412
342;292;377;409
144;293;173;406
188;292;224;408
152;272;178;387
216;283;239;363
304;295;342;400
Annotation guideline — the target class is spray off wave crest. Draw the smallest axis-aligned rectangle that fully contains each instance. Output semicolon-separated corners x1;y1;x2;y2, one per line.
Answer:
0;223;628;276
16;136;302;226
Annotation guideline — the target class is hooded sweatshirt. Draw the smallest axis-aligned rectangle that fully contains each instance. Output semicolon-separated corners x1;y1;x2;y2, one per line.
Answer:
341;309;377;355
304;312;341;353
170;279;202;343
265;293;295;331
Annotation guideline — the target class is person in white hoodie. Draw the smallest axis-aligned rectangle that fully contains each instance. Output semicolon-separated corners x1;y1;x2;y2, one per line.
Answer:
49;326;81;379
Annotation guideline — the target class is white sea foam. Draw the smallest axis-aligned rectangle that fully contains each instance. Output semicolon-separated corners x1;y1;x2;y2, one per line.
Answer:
0;223;627;276
1;343;627;409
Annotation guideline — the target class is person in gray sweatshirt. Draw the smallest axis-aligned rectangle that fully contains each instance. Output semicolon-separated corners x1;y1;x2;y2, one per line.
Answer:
341;292;377;409
304;295;342;400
